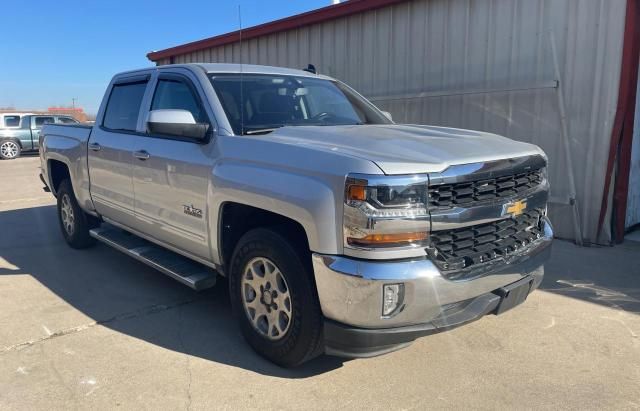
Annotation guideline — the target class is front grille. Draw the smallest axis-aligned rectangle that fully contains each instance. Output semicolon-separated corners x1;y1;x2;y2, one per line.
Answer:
427;208;545;275
428;168;543;209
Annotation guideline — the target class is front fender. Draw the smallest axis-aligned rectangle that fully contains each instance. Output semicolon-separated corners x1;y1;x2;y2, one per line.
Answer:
209;162;343;264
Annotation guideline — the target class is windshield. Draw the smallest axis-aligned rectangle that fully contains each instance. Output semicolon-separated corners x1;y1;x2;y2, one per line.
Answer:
210;74;391;135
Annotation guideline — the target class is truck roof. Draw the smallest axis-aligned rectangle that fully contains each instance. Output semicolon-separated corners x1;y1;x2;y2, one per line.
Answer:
196;63;329;79
119;63;333;80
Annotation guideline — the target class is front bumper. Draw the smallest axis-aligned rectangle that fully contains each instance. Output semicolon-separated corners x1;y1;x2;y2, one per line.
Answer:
312;217;553;358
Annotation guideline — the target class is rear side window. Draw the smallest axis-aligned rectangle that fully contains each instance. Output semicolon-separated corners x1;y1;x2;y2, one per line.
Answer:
34;117;56;127
151;79;205;123
103;81;148;131
4;115;21;127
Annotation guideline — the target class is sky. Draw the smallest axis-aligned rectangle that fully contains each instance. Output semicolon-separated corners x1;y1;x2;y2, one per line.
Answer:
0;0;328;115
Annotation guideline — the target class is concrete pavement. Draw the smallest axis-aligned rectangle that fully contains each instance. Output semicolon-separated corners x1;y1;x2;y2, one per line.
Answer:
1;157;639;410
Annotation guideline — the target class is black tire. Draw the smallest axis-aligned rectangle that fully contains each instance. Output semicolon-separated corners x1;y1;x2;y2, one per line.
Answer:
229;228;323;367
0;139;21;160
57;179;99;249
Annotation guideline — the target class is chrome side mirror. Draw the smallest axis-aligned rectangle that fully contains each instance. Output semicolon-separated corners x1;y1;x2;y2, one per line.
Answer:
147;109;209;139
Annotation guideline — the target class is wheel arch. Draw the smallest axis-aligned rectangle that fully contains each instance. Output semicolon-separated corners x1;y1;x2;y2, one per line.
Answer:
218;202;311;274
47;159;72;196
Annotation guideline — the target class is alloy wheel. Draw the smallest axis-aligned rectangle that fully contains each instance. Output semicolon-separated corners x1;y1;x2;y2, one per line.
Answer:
241;257;293;341
60;194;75;236
0;141;19;159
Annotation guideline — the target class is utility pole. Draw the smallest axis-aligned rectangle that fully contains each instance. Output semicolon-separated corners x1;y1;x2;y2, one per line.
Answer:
72;98;77;109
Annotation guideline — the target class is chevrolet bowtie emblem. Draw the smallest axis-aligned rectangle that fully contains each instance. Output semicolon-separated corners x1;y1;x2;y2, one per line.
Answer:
504;200;527;217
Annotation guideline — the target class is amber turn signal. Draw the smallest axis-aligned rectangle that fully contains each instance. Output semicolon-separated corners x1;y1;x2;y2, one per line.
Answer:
347;184;367;201
347;231;429;247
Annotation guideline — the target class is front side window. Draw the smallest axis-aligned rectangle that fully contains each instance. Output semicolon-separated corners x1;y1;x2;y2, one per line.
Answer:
58;117;79;124
103;81;148;131
34;117;55;127
151;78;205;123
4;115;21;127
210;74;390;135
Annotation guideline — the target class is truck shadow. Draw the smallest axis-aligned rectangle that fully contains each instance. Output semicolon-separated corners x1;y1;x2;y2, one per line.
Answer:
0;205;344;378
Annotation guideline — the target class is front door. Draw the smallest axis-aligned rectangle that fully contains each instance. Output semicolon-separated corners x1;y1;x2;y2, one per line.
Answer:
131;74;214;260
88;78;149;227
31;116;55;150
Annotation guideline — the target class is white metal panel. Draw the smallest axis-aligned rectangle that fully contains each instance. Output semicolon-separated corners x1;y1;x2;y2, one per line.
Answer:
158;0;627;243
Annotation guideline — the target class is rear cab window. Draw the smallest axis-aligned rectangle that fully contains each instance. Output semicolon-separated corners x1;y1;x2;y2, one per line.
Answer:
102;80;148;132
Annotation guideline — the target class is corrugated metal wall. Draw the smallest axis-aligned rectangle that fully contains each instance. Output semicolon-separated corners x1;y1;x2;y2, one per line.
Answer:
158;0;627;244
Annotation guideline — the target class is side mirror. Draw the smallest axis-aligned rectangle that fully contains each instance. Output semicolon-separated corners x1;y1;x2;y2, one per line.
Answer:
382;111;393;122
147;109;209;140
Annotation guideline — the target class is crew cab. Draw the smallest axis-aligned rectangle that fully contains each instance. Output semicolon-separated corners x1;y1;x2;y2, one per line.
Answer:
40;64;553;367
0;114;79;159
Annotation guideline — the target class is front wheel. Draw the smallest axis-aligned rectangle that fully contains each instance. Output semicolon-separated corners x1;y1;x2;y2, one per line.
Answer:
57;179;99;249
0;139;21;160
229;228;323;367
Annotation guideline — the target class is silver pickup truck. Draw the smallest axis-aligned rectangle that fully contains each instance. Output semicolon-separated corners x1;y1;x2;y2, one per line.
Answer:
40;63;553;367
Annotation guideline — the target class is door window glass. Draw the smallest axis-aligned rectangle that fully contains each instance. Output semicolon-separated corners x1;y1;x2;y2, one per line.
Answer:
58;117;78;124
151;79;205;123
103;81;148;131
3;115;21;127
34;117;56;127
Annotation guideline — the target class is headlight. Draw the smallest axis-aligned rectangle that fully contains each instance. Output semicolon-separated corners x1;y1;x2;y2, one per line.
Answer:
344;174;430;248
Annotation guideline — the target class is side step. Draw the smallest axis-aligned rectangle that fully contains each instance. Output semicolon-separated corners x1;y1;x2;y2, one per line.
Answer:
90;225;218;290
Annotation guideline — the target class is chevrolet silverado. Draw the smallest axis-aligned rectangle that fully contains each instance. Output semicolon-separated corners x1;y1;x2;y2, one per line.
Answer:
40;64;553;367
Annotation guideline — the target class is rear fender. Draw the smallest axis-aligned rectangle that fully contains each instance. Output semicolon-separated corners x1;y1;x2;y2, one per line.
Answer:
44;135;95;212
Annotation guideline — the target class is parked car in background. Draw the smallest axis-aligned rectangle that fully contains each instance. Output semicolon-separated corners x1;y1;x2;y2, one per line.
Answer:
0;114;79;159
0;112;34;129
39;64;552;367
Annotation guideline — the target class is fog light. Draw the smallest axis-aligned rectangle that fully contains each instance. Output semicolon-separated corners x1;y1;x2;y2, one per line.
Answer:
382;283;405;317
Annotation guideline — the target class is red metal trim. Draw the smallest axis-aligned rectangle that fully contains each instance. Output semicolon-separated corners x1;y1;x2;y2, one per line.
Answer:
147;0;409;62
598;0;640;243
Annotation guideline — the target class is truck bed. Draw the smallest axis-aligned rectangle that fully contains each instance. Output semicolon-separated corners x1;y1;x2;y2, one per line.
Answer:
41;123;93;142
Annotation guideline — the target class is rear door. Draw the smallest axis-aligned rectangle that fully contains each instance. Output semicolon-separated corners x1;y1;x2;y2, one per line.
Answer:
88;75;150;227
130;71;215;260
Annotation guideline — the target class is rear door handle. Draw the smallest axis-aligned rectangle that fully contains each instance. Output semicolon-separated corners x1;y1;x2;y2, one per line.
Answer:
133;150;150;160
88;142;101;152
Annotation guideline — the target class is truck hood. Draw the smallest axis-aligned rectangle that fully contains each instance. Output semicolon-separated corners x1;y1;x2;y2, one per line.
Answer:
264;124;545;174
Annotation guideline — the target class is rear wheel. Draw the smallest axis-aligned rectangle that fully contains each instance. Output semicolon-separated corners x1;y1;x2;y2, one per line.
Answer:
0;140;21;160
57;179;99;249
229;228;323;367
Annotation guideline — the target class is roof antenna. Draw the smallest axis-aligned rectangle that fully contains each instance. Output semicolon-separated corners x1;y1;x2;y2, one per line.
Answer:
238;4;244;135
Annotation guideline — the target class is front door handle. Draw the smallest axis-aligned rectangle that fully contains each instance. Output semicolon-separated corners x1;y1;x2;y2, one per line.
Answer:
88;142;101;152
133;150;150;160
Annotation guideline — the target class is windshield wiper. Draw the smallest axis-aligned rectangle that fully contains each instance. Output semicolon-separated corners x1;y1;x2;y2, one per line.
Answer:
243;126;283;135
